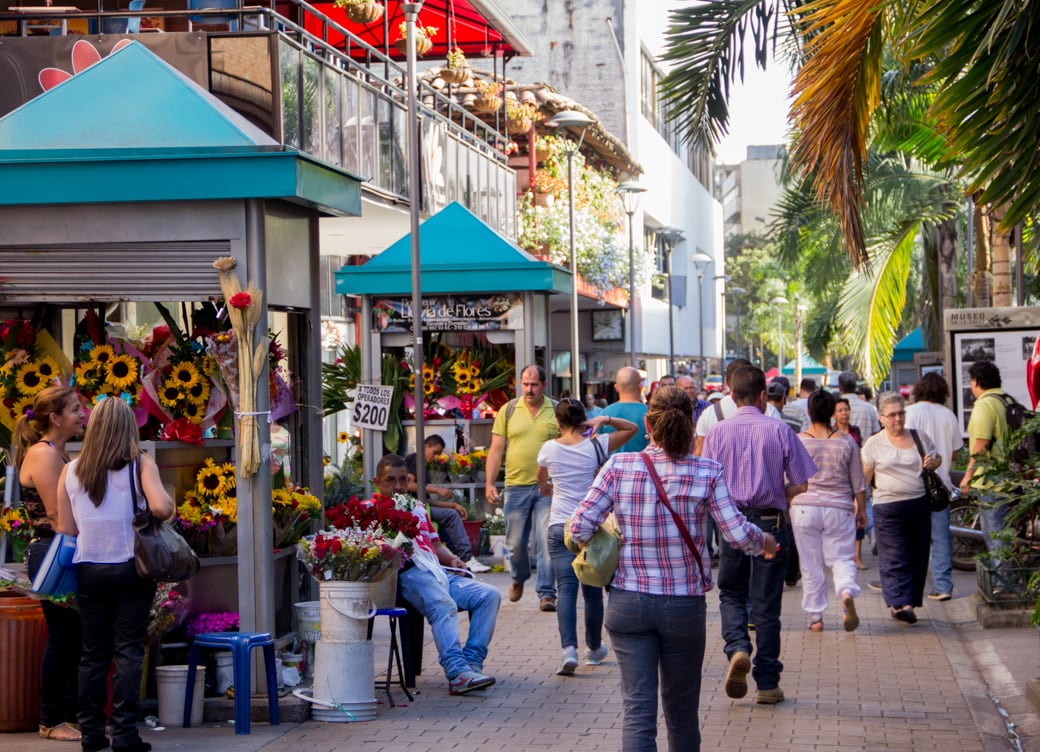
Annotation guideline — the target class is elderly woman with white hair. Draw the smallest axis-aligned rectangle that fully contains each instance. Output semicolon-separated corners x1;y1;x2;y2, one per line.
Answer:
861;392;942;624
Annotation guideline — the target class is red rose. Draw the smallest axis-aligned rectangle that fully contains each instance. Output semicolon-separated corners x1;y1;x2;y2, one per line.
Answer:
161;418;204;445
229;292;252;309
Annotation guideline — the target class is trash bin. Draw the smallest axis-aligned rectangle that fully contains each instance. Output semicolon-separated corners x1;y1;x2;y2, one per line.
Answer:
0;592;46;731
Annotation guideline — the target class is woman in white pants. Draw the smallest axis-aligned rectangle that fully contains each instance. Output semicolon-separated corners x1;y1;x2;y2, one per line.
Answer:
791;390;868;632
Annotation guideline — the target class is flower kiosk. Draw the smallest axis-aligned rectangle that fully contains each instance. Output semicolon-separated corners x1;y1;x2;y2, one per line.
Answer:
335;201;572;487
0;41;362;706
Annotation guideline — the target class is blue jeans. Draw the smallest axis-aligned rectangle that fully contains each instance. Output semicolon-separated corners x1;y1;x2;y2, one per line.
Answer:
503;484;555;598
717;510;788;691
930;505;954;595
547;524;604;650
978;493;1008;554
429;505;473;560
399;566;501;679
874;497;931;608
606;588;706;752
77;560;155;750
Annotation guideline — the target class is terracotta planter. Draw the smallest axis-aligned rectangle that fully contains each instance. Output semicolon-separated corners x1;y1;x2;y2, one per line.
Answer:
395;36;432;56
472;95;502;115
534;145;550;163
343;1;384;24
0;592;46;731
440;66;471;85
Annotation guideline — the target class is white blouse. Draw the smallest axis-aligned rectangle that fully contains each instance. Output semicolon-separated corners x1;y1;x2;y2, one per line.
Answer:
861;430;937;505
66;459;137;564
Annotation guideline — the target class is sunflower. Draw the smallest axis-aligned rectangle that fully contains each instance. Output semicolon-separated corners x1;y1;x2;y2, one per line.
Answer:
423;380;436;396
170;361;201;389
105;354;139;391
11;395;34;420
185;379;211;406
89;344;115;365
159;381;182;408
35;357;60;383
196;459;229;498
201;355;219;378
422;365;436;382
15;362;45;394
181;400;204;424
337;431;350;444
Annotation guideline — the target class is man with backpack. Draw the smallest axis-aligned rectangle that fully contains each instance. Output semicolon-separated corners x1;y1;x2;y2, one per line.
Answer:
959;360;1010;554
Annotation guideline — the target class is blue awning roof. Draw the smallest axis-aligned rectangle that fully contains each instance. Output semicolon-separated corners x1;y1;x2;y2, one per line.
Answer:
335;202;572;295
892;326;925;360
780;354;829;376
0;41;361;215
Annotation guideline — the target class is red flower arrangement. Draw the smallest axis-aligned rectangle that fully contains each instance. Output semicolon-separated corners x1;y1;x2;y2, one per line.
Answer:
325;494;420;542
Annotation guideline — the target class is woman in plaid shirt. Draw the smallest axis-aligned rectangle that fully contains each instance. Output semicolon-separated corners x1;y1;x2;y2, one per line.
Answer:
570;386;777;752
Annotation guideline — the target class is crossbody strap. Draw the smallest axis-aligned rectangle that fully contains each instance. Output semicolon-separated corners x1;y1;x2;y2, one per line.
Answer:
591;434;607;470
640;452;699;558
128;459;147;514
908;428;926;459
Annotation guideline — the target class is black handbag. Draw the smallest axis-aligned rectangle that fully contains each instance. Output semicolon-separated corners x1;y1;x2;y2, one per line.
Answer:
129;460;200;582
909;429;951;512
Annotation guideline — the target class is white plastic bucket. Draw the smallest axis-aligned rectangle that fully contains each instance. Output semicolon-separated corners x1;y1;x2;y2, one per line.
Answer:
310;640;376;722
294;600;321;643
213;652;234;695
155;665;205;727
319;581;375;642
371;570;398;610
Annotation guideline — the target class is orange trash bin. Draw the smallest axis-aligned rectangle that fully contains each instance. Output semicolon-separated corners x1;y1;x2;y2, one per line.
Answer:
0;591;47;732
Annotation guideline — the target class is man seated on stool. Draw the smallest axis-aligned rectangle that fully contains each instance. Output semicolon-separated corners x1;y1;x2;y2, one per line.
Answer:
405;435;490;573
374;454;501;695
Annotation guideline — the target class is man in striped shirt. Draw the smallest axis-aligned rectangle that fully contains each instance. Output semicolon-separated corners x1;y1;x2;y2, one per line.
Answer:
702;366;817;705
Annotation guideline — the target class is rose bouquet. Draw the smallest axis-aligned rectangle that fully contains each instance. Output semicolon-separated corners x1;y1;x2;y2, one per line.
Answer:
297;527;402;582
147;582;188;642
325;493;420;543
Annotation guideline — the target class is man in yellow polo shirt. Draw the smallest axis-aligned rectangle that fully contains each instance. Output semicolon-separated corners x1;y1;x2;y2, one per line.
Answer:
485;365;560;611
959;360;1009;553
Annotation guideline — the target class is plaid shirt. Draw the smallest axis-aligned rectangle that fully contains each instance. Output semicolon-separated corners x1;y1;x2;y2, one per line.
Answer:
569;445;766;596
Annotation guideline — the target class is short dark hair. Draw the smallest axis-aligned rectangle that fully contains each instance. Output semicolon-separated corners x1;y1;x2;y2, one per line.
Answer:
766;382;787;402
424;435;446;451
807;389;836;425
800;378;817;393
375;453;407;478
911;372;949;405
857;384;873;401
520;364;547;383
555;397;587;428
838;371;858;393
725;358;752;384
730;366;765;404
968;360;1001;390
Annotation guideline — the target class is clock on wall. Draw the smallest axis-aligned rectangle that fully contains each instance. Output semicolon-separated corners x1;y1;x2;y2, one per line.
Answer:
591;309;624;341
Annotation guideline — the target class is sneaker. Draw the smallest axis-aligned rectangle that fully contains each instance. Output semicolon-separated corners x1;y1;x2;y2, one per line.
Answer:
558;646;579;675
754;687;785;705
866;580;882;592
539;596;557;612
449;670;496;695
927;592;952;601
466;558;491;573
892;606;918;624
508;581;524;602
585;644;609;666
724;651;751;699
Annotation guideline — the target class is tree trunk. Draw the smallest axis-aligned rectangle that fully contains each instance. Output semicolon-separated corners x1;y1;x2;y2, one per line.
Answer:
934;218;957;352
972;195;992;307
989;203;1013;307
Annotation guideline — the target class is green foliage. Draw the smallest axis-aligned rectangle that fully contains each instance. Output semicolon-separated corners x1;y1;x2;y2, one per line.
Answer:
321;344;408;454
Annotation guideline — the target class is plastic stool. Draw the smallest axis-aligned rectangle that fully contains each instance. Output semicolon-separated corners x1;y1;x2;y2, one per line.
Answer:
184;631;280;734
374;608;414;706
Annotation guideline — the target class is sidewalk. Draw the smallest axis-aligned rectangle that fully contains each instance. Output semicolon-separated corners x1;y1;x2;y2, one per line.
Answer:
1;562;1037;752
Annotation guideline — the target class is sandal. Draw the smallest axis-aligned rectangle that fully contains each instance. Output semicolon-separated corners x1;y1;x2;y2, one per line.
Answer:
842;593;859;632
891;605;917;624
39;722;82;742
808;619;824;632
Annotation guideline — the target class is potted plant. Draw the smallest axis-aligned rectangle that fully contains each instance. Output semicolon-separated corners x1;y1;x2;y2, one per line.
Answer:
395;21;437;56
448;452;474;484
427;452;450;483
530;170;568;207
441;46;471;85
505;99;541;135
334;0;384;25
472;79;503;114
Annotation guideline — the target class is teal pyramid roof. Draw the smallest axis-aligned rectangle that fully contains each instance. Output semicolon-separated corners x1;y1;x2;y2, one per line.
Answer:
0;41;276;151
336;202;571;295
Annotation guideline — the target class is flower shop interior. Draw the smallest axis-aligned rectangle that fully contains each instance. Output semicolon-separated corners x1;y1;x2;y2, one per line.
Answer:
0;34;364;704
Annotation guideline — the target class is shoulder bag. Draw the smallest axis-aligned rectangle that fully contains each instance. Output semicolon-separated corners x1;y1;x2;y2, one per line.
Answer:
564;511;620;588
30;533;78;598
908;429;951;512
130;460;200;582
640;452;711;583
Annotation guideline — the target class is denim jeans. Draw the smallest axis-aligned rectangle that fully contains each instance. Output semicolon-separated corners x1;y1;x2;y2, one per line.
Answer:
429;505;473;560
76;559;155;750
606;588;706;752
930;505;954;595
978;493;1008;554
547;524;604;650
502;484;555;598
873;497;931;608
717;510;788;691
26;537;81;728
399;566;501;678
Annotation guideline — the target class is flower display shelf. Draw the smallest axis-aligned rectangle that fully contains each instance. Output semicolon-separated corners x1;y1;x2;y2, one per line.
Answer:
441;66;471;85
343;1;384;24
472;95;502;115
976;557;1040;609
395;36;432;56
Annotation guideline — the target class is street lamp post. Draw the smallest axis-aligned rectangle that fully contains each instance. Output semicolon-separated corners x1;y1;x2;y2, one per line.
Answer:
658;227;684;376
729;286;746;360
546;110;593;396
770;294;789;373
617;181;647;368
793;302;806;388
714;273;730;365
691;252;713;385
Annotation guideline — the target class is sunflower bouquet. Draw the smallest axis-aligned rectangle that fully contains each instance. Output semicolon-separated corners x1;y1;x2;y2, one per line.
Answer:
0;320;70;441
71;341;146;412
272;484;322;549
173;457;238;557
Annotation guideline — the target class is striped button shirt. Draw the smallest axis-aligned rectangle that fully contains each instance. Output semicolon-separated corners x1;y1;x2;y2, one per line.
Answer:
702;405;817;511
568;445;766;597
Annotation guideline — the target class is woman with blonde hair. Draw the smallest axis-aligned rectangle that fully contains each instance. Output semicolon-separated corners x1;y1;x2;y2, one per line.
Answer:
16;384;85;742
569;386;776;751
57;397;174;752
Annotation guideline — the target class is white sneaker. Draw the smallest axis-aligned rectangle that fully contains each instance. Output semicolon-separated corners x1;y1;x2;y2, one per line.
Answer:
585;644;609;665
466;558;491;573
558;646;579;675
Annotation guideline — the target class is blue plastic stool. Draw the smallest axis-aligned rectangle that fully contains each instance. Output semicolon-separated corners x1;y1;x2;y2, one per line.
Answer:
373;607;414;707
184;631;280;734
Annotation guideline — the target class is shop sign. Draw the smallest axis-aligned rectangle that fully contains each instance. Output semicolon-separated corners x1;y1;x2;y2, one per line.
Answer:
373;295;521;332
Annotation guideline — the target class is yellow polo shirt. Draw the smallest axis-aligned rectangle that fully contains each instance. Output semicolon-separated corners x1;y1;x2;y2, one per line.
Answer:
492;398;559;486
966;388;1008;489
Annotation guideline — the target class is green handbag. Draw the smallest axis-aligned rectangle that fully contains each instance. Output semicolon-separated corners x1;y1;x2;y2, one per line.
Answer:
564;512;620;588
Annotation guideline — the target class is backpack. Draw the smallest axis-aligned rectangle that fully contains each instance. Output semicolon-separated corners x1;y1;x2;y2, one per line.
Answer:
979;392;1039;465
503;397;558;421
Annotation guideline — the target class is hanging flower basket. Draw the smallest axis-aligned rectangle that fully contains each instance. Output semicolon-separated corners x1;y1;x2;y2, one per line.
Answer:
341;1;384;24
532;192;554;208
441;66;472;85
534;144;550;163
507;117;533;135
395;35;433;56
472;95;502;115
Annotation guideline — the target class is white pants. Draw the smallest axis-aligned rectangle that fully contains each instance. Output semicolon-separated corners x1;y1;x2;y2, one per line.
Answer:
790;504;861;618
